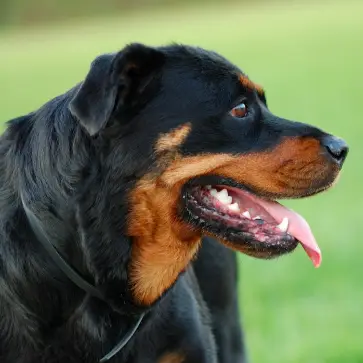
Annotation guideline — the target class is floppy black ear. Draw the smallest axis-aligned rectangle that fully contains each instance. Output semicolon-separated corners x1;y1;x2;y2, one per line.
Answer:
69;43;165;136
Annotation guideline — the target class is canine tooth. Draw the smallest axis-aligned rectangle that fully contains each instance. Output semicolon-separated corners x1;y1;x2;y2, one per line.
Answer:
242;211;251;219
277;217;289;232
218;189;229;198
228;203;240;212
253;215;262;220
216;189;232;204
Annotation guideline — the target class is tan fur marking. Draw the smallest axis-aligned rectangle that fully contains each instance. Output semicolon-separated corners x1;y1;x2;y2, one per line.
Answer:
128;177;201;306
239;74;265;96
155;123;192;153
160;137;337;199
158;352;185;363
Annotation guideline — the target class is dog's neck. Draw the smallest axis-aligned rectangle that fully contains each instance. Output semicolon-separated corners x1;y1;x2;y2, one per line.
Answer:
3;103;196;317
1;107;147;316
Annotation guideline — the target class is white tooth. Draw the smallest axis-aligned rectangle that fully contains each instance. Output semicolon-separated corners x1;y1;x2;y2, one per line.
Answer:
206;185;212;190
253;215;262;220
277;217;289;232
217;195;232;204
242;211;251;219
210;189;218;197
216;189;232;205
218;189;229;199
228;203;240;212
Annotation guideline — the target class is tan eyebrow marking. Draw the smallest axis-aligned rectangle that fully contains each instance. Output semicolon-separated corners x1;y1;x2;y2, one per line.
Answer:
239;74;265;96
155;123;191;154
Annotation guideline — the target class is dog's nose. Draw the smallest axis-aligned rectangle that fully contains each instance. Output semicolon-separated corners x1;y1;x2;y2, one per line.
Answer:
321;135;348;165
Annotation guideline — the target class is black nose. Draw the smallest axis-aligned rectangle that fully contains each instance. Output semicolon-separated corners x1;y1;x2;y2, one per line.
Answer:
322;135;349;164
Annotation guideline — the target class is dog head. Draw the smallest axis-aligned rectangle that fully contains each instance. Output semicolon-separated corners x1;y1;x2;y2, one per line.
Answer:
69;43;348;306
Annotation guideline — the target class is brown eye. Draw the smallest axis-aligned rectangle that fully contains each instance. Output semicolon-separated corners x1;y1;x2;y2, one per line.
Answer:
230;102;247;118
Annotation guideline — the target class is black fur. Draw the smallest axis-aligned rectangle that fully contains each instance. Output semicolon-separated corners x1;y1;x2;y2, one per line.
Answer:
0;43;347;362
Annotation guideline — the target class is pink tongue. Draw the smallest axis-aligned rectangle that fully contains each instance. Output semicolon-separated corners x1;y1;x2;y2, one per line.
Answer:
257;199;322;268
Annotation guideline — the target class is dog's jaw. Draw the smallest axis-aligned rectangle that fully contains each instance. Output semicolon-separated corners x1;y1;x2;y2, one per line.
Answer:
127;178;202;306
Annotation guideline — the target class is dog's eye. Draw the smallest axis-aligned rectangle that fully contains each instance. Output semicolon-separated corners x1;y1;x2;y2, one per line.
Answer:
230;103;247;118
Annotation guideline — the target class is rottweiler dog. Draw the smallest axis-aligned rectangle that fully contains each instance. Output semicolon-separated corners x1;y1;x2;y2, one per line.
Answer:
0;43;348;363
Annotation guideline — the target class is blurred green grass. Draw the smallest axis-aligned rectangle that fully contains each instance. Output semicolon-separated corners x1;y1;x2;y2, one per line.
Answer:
1;1;362;362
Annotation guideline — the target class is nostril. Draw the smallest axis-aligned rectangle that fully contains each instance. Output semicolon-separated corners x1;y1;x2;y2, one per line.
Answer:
322;136;349;163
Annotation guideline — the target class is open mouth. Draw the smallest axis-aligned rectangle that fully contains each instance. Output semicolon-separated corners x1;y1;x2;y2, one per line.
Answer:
182;178;321;267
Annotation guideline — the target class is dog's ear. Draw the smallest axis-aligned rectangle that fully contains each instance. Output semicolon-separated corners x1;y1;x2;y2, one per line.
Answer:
69;43;165;136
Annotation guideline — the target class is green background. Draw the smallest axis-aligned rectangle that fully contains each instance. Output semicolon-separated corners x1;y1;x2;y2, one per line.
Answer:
1;1;362;362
